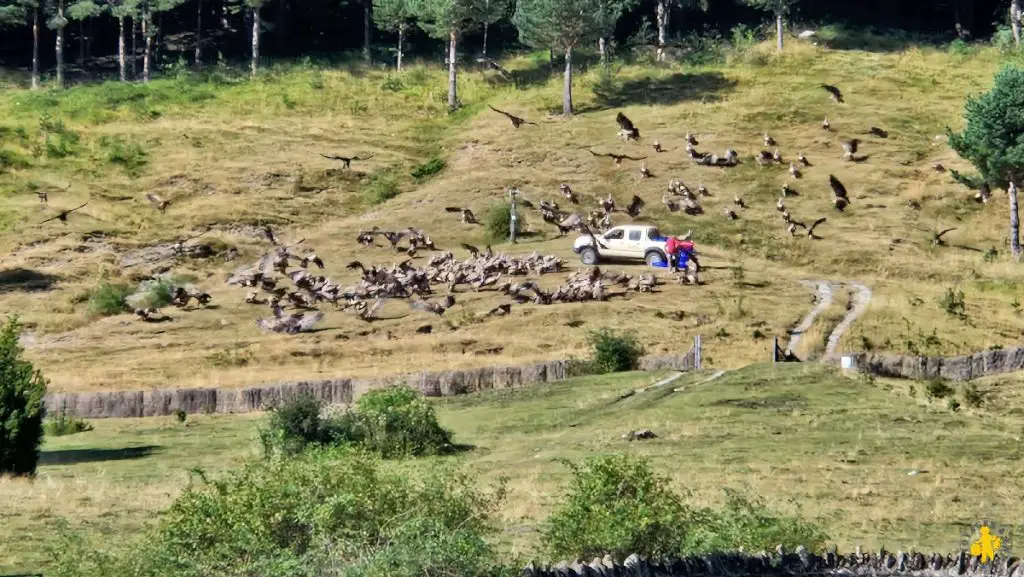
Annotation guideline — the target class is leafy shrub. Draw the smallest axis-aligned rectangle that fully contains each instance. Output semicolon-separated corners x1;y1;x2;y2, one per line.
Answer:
173;409;187;423
87;282;133;317
362;167;401;204
260;393;327;456
926;379;954;400
44;409;93;436
98;135;148;177
542;454;826;561
962;384;985;408
49;448;509;577
947;398;962;412
38;114;80;159
586;328;644;373
261;386;453;459
410;156;446;179
380;74;404;92
0;316;48;476
485;203;526;242
940;287;966;318
127;279;174;310
0;148;31;170
543;454;695;559
348;384;453;458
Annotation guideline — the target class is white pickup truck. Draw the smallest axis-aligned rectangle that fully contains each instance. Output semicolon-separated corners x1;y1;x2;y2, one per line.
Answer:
573;224;669;266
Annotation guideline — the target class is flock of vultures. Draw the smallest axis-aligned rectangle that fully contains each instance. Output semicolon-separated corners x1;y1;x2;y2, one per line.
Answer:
35;82;970;336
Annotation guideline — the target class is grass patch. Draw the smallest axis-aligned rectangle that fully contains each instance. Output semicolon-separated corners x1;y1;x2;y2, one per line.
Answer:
410;156;446;180
362;167;402;204
97;135;148;177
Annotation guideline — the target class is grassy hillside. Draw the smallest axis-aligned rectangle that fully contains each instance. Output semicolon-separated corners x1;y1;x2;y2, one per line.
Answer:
2;41;1024;392
5;364;1024;573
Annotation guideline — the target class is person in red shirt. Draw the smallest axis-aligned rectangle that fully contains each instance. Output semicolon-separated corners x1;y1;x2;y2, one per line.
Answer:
665;236;694;272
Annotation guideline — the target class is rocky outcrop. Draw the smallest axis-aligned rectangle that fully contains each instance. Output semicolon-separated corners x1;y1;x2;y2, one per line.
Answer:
44;352;699;419
843;348;1024;382
523;547;1016;577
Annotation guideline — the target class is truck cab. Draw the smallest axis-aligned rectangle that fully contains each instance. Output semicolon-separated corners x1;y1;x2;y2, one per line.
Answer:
573;224;668;266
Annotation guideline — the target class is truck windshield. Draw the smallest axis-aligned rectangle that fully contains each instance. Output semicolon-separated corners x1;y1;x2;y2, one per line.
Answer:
648;228;662;240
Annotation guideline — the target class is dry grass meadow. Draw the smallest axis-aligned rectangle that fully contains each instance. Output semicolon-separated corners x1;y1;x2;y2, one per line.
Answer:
5;363;1024;573
1;37;1023;394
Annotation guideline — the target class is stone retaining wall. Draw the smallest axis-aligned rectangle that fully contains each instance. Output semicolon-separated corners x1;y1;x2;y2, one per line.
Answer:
844;348;1024;382
524;547;1017;577
44;351;697;419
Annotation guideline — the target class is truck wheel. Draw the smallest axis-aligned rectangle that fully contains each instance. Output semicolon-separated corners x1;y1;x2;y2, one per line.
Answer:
645;251;666;267
580;247;599;265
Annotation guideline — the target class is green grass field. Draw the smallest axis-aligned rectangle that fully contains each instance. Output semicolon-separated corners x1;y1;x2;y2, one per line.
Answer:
5;363;1024;573
1;38;1023;393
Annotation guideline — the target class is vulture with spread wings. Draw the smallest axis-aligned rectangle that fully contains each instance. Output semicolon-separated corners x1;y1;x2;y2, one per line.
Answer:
488;105;536;128
616;112;640;140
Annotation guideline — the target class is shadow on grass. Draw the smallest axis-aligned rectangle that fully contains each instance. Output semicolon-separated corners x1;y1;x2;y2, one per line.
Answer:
0;268;60;293
39;445;160;466
817;27;951;53
587;71;737;110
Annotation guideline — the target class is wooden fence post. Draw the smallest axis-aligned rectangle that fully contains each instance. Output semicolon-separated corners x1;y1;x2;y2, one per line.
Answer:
693;334;702;370
773;336;778;364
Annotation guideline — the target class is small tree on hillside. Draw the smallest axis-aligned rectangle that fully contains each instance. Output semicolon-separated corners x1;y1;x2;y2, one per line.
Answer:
594;0;635;65
513;0;601;117
411;0;480;111
948;66;1024;260
0;316;48;477
373;0;412;70
743;0;798;51
1012;0;1021;47
228;0;269;77
653;0;707;62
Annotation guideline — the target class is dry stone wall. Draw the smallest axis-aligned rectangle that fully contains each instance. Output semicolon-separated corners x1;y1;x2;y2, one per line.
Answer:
524;547;1018;577
44;351;696;419
845;348;1024;382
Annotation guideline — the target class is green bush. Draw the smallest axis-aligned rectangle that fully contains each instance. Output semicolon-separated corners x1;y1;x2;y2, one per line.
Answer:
49;448;509;577
44;409;93;437
98;135;148;177
485;203;526;242
586;328;644;373
543;453;696;560
261;386;453;459
128;279;175;310
0;316;48;476
410;156;445;179
173;409;187;423
87;282;133;317
962;384;985;408
542;454;827;561
362;167;401;204
940;287;966;319
926;379;955;400
348;384;453;458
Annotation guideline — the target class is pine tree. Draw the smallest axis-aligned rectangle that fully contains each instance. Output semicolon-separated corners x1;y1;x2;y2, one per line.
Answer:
67;0;102;63
513;0;602;117
476;0;508;57
373;0;411;70
948;66;1024;260
411;0;480;111
743;0;798;51
0;316;48;477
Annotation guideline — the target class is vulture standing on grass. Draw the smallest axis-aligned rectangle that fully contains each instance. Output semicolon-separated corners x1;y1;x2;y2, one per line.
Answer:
822;117;831;131
764;133;776;147
561;183;579;204
445;206;478;224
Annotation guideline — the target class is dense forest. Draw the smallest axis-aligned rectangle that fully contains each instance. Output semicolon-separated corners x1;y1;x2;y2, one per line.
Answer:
0;0;1020;93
